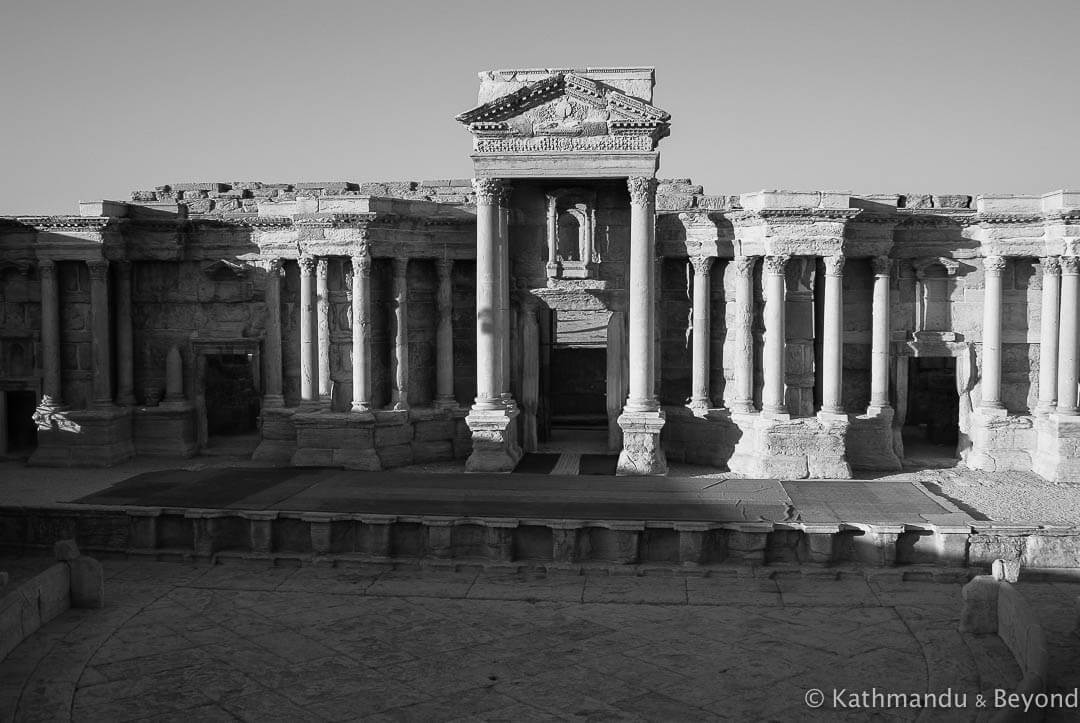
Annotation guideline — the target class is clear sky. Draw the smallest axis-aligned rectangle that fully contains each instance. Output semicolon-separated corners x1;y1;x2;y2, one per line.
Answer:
1;0;1076;214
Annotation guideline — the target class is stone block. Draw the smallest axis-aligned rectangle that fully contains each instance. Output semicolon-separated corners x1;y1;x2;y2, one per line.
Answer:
959;575;999;634
375;424;413;448
968;533;1025;568
758;454;808;479
68;556;104;609
377;443;413;468
411;440;453;464
413;419;454;442
53;539;79;561
1022;534;1080;568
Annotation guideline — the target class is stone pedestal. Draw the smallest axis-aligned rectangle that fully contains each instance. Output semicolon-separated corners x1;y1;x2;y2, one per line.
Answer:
846;407;902;471
290;410;381;469
133;403;196;457
29;406;134;467
252;407;297;464
727;414;850;479
967;408;1034;473
465;405;521;473
616;409;667;476
1033;413;1080;483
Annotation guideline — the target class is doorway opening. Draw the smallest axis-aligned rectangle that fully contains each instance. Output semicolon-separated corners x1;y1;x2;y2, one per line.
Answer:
204;354;260;448
903;356;960;466
4;390;37;457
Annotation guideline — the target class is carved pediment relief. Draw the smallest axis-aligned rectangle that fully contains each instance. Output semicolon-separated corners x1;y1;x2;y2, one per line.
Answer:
457;73;670;152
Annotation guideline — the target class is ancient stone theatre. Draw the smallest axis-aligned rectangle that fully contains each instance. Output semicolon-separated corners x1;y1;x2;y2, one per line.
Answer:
1;67;1078;482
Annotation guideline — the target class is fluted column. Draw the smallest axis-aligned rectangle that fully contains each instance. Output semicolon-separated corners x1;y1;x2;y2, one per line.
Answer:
298;256;318;405
391;256;409;411
820;255;845;415
472;178;501;410
981;255;1006;410
689;255;713;413
114;261;135;406
624;177;659;413
350;247;371;413
262;259;284;407
731;255;756;413
38;259;62;406
1036;257;1061;414
435;258;456;409
87;259;113;408
316;258;331;404
868;256;892;411
762;254;789;417
1056;256;1080;416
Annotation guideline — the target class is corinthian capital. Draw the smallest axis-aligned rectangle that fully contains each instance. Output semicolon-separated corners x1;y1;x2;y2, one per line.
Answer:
472;178;503;205
823;255;846;277
298;256;317;275
1060;256;1080;274
351;248;371;278
689;255;714;276
627;176;656;206
871;255;892;276
983;255;1007;274
733;255;756;276
763;254;790;275
87;259;109;280
1042;256;1061;276
316;258;329;280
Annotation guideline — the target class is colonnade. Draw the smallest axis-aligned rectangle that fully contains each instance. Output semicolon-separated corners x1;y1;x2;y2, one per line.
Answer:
1031;255;1080;416
260;251;460;414
684;253;894;418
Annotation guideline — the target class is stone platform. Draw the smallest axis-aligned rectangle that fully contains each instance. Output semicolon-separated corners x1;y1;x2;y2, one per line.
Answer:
3;465;1064;570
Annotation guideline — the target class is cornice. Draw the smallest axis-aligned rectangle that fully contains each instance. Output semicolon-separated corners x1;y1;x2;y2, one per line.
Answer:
15;216;115;232
729;208;860;222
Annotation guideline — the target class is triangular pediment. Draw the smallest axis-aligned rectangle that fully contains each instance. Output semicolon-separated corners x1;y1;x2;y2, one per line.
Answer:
456;73;670;131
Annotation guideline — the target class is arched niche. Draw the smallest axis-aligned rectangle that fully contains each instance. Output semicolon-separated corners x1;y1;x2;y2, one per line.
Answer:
545;188;596;279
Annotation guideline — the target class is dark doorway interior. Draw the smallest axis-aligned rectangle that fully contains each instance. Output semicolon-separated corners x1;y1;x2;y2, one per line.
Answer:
904;357;959;462
6;391;37;454
204;355;260;437
548;347;607;428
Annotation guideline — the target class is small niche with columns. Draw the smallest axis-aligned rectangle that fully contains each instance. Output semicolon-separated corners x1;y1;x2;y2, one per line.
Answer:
545;188;597;279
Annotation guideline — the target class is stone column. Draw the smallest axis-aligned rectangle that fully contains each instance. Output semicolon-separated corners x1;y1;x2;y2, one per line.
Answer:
1056;256;1080;415
521;302;540;451
435;258;456;409
617;176;666;476
38;259;63;406
350;247;372;413
316;258;331;404
87;259;113;408
466;178;520;472
731;255;756;413
115;261;135;406
545;195;558;276
298;256;318;405
868;256;892;412
689;255;713;413
1036;257;1061;414
391;256;409;411
498;187;513;398
820;255;845;416
262;259;284;408
980;255;1007;410
761;254;790;417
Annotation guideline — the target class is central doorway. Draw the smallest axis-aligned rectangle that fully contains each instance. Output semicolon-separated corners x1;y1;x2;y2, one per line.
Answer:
537;308;610;453
903;356;960;466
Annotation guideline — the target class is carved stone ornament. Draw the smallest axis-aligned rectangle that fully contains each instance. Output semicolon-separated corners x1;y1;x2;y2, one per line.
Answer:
823;255;846;276
871;255;892;276
1042;256;1062;276
472;178;503;204
983;255;1007;274
1060;256;1080;274
316;258;329;280
298;256;317;275
689;256;714;276
266;258;284;275
733;256;756;276
351;248;371;277
763;255;791;275
627;177;656;206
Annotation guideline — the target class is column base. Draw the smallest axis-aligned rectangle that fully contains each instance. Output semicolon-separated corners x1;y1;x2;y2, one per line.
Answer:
616;409;667;476
967;409;1034;472
1033;413;1080;482
687;399;710;417
465;404;522;473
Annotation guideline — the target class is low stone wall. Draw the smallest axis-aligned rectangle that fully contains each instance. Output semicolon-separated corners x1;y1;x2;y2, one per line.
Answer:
0;541;104;663
968;410;1036;473
256;406;470;470
960;561;1050;722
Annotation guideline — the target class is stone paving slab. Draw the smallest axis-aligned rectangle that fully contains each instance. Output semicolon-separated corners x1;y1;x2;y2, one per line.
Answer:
3;557;1078;721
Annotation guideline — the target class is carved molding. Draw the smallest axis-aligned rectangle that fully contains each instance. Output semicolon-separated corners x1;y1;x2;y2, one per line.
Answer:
627;177;656;206
475;135;655;154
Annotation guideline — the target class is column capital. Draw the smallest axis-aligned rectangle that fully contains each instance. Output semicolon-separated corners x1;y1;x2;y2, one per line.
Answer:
316;257;329;280
689;255;714;276
871;255;892;276
1042;256;1062;276
497;184;513;207
264;257;284;275
983;255;1007;274
763;254;790;275
1061;256;1080;275
38;258;57;278
87;258;109;280
823;255;846;277
351;249;371;278
298;255;317;275
627;176;656;206
472;178;503;204
733;255;756;276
